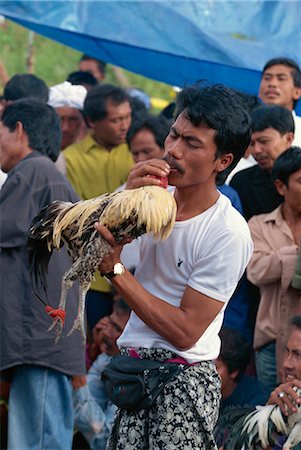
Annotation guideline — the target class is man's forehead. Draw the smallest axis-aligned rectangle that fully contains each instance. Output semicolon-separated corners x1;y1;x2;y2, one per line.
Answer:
56;106;82;117
263;65;294;78
106;100;131;115
111;308;129;323
252;128;282;139
173;112;216;138
288;328;301;349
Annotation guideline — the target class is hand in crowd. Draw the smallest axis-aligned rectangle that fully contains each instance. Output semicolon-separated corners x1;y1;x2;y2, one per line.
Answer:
92;316;110;347
72;375;87;390
125;158;170;189
267;379;301;415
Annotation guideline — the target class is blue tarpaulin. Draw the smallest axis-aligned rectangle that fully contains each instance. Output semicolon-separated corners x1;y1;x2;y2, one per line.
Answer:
1;1;300;112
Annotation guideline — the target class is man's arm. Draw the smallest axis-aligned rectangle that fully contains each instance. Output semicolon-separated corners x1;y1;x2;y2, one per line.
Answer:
96;224;224;350
247;215;298;288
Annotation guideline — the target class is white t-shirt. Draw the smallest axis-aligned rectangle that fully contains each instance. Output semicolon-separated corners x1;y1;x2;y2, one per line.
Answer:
119;193;253;363
0;168;7;190
293;112;301;148
225;154;257;184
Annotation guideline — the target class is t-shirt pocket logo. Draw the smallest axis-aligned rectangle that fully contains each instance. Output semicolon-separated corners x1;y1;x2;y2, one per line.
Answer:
177;258;184;268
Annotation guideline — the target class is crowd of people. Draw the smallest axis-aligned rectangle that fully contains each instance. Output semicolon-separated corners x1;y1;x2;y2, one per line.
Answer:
0;54;301;450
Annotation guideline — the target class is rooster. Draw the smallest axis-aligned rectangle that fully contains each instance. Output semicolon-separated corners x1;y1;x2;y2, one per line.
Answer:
223;387;301;450
28;180;176;343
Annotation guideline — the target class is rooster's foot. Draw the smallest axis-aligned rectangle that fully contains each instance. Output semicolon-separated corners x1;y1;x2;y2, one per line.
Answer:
45;306;66;342
47;318;64;343
67;317;86;345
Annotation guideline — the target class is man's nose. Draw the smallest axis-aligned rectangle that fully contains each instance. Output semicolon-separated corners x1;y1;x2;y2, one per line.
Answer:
135;153;148;163
61;120;69;132
267;77;277;87
252;142;262;156
165;139;183;159
120;118;130;131
283;354;294;370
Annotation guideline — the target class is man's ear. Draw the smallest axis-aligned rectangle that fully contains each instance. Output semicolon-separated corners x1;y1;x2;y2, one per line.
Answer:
229;369;239;381
216;153;234;173
285;131;295;147
293;86;301;102
86;118;95;129
15;121;26;144
274;178;286;196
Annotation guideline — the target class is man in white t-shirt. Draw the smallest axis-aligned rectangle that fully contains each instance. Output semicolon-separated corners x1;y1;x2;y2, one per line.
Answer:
95;84;254;450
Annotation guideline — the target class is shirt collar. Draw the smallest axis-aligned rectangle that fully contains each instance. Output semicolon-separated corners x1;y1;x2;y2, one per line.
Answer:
82;131;99;153
263;204;284;225
82;131;126;154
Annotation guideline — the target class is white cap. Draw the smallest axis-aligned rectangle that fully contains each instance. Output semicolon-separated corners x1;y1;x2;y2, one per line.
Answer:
48;81;87;110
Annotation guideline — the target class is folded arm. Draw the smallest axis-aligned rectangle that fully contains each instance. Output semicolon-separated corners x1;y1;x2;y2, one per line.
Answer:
96;224;223;350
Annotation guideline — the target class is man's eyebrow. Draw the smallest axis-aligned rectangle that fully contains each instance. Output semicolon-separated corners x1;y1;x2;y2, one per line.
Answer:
170;126;203;144
184;135;203;144
170;125;179;135
264;71;290;77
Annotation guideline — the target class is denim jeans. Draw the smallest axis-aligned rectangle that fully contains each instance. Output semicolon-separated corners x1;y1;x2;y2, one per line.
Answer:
8;365;74;450
255;341;277;393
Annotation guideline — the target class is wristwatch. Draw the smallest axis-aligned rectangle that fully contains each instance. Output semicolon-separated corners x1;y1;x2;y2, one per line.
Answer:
103;262;125;279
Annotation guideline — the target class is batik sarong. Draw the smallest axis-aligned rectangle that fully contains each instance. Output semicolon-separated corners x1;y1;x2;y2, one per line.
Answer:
106;347;221;450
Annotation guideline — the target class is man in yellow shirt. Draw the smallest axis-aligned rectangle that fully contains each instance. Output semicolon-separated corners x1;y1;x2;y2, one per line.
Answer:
64;84;133;329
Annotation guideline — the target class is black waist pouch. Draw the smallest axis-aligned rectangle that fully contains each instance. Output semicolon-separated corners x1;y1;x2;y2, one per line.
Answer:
102;354;181;411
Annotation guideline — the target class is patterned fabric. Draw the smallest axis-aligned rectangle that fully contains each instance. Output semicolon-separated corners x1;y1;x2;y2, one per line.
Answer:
106;347;221;450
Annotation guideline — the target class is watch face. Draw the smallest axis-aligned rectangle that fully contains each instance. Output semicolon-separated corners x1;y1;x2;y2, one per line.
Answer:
114;263;125;276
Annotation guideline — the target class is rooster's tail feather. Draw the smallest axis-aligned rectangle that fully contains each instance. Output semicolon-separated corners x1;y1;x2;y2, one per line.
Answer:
27;201;70;291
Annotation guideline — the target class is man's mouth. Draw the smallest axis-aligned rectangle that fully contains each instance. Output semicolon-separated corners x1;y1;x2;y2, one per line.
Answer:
254;155;269;166
265;90;279;98
162;156;185;174
285;371;296;381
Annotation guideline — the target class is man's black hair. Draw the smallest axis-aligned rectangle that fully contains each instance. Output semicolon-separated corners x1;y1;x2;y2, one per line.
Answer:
80;54;107;75
128;97;148;121
263;57;301;88
251;105;295;135
114;299;131;315
271;146;301;186
160;102;176;120
175;84;252;174
127;113;171;150
2;98;61;162
219;327;252;382
66;71;98;88
4;74;49;102
84;84;131;123
290;315;301;331
235;91;263;114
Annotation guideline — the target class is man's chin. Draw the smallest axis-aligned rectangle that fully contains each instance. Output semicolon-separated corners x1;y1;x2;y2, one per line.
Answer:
101;342;119;356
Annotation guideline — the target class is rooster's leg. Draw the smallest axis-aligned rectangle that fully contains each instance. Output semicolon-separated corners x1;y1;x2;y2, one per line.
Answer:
283;421;301;450
66;282;89;344
47;277;73;342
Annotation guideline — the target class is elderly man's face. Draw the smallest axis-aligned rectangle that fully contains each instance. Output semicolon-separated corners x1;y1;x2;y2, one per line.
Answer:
56;107;84;150
283;328;301;382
